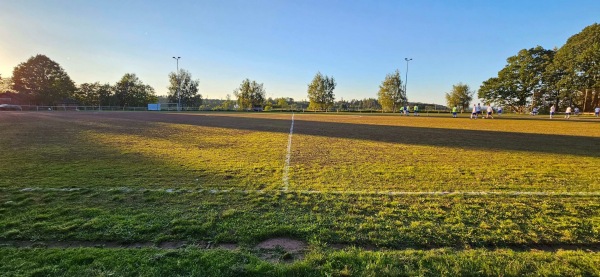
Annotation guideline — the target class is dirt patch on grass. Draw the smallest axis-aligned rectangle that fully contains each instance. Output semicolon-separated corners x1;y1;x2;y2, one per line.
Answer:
216;243;239;250
157;241;188;249
256;238;308;263
257;237;307;252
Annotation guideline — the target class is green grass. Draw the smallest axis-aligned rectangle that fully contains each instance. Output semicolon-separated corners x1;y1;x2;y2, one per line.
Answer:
1;111;599;275
1;112;598;191
1;248;599;277
1;190;599;247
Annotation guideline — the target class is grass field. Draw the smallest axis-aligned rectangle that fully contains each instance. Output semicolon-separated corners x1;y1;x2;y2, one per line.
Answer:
1;111;599;276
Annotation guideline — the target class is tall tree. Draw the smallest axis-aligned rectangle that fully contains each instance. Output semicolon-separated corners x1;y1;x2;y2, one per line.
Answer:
74;82;113;106
540;55;567;110
113;73;157;107
377;69;405;112
307;72;336;111
552;23;600;111
11;54;76;105
233;78;266;110
446;83;473;111
478;46;554;112
167;69;202;108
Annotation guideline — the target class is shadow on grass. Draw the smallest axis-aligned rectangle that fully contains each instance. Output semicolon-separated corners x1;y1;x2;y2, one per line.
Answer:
80;112;600;158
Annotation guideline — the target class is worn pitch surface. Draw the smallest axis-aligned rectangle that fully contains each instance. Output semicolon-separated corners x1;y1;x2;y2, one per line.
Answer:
1;111;599;256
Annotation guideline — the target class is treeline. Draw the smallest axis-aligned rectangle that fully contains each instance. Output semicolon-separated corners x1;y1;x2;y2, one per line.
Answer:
231;69;414;112
478;23;600;113
0;54;202;108
2;54;421;112
198;97;445;112
2;55;158;106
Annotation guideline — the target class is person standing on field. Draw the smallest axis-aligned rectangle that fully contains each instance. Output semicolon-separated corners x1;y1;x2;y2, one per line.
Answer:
565;106;572;119
452;106;458;118
476;103;482;117
497;106;502;116
550;105;556;119
486;104;494;119
471;104;477;119
413;105;419;116
595;106;600;117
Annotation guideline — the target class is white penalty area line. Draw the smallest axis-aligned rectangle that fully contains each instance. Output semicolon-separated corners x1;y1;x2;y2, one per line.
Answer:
282;112;295;190
9;187;600;196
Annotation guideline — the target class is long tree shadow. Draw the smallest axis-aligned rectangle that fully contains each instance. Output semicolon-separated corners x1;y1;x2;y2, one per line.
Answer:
73;112;600;158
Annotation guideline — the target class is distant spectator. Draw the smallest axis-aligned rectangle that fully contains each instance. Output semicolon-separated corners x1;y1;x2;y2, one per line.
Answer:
497;106;503;116
574;107;580;116
595;106;600;117
565;106;572;119
550;105;556;119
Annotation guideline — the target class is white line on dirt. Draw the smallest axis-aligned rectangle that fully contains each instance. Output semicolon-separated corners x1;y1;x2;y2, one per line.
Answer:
11;187;600;196
282;112;295;190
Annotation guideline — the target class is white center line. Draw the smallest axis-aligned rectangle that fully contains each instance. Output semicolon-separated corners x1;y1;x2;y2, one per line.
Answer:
283;112;295;190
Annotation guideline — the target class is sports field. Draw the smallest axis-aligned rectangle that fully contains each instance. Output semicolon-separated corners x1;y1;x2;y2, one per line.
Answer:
1;111;600;276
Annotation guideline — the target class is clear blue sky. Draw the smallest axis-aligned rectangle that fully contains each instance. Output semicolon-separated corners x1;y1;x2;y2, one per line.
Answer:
1;0;598;105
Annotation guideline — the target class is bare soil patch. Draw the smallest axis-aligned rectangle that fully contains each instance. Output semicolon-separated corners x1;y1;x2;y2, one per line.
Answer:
256;237;307;252
255;237;308;263
216;243;239;250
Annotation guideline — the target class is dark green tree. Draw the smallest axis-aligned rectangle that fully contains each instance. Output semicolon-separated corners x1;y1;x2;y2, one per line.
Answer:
478;46;554;113
552;23;600;111
74;82;113;106
11;54;76;105
113;73;157;107
167;69;202;108
233;78;265;110
377;70;405;112
307;72;336;111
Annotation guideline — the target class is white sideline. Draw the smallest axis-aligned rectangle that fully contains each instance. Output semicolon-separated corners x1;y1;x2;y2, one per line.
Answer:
282;112;295;190
11;187;600;196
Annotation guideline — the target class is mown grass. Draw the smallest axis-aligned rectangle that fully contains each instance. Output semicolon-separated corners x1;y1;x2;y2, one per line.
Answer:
1;111;599;275
0;112;289;190
288;114;600;191
1;190;598;247
1;247;599;277
1;112;598;191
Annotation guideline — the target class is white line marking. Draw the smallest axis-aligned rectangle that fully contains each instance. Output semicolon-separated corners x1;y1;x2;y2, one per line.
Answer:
282;112;295;190
9;187;600;196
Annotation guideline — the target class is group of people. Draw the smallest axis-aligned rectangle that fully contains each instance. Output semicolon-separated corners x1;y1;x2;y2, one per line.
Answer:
549;105;599;119
400;105;421;116
406;104;600;119
468;103;497;119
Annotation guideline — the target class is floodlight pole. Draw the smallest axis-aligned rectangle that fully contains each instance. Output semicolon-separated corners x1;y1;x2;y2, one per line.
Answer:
172;56;181;111
404;58;412;105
